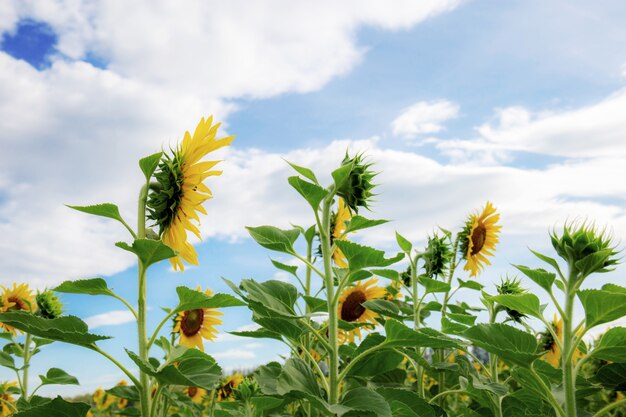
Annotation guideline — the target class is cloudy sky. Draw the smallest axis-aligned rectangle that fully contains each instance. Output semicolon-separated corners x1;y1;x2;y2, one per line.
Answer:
1;0;625;396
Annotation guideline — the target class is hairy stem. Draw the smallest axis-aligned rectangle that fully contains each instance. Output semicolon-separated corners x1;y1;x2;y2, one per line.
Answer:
137;183;151;417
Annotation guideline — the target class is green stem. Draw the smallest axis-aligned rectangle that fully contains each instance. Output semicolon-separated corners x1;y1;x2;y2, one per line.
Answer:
92;346;141;387
429;389;466;404
338;342;389;380
137;183;151;417
147;310;176;349
529;367;566;417
293;253;326;280
21;333;32;397
563;268;578;417
300;319;332;352
592;397;626;417
112;293;138;320
149;384;163;417
409;253;425;398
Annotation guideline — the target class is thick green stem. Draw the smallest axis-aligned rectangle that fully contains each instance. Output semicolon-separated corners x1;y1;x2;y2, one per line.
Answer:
92;346;141;387
562;272;578;417
137;184;151;417
592;397;626;417
21;333;32;397
409;254;424;397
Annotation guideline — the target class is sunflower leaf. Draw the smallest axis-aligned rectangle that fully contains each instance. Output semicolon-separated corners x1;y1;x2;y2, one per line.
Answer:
173;287;245;314
276;358;326;406
54;278;115;297
395;232;412;253
229;329;283;341
578;288;626;329
463;323;541;368
593;363;626;391
331;387;392;417
376;388;440;417
335;240;404;272
288;176;328;210
285;160;319;184
115;239;177;267
362;299;408;321
271;260;299;277
529;249;564;277
384;319;462;349
513;265;556;293
238;279;300;318
487;293;544;319
246;226;300;254
106;385;140;401
139;152;163;181
12;397;90;417
66;203;128;227
419;277;451;294
457;278;484;291
39;368;79;386
302;296;327;313
0;311;110;347
344;216;389;234
588;327;626;362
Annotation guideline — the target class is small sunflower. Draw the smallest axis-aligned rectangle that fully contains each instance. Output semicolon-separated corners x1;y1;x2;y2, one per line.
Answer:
148;116;234;271
217;373;245;402
113;380;128;409
0;381;17;417
183;386;207;404
331;198;352;268
459;201;501;277
337;278;386;343
0;283;36;334
93;387;115;411
540;314;584;367
173;287;223;351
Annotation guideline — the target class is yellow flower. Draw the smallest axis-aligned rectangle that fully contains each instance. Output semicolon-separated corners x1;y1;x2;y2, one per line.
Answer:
173;287;223;351
331;198;352;268
0;381;17;417
460;201;501;277
541;314;584;367
183;386;207;404
113;380;128;409
0;283;36;334
337;278;386;343
93;386;115;411
148;116;234;271
217;373;245;402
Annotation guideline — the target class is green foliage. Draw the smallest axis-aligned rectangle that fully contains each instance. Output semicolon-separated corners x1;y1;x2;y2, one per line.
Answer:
115;238;177;267
463;323;542;368
578;287;626;329
39;368;79;386
246;225;300;254
13;397;90;417
288;176;328;210
589;327;626;362
334;240;404;272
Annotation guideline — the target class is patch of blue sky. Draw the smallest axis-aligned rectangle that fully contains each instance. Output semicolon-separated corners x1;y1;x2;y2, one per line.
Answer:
1;19;57;70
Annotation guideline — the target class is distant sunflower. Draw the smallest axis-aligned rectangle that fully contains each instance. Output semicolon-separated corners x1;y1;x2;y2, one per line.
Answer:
337;278;386;343
183;386;207;404
217;373;245;402
173;287;223;351
92;387;115;411
459;201;501;277
113;380;128;409
0;381;17;417
540;314;584;367
0;283;36;334
148;116;234;271
331;197;351;268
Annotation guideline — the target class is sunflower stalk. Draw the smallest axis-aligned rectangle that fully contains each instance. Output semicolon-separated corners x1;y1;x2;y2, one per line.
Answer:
137;183;152;417
562;262;578;417
21;332;32;398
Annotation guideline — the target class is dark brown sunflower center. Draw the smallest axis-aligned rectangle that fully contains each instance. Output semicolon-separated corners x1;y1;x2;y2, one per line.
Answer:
8;296;27;311
470;223;487;256
341;290;367;322
181;309;204;336
187;386;198;398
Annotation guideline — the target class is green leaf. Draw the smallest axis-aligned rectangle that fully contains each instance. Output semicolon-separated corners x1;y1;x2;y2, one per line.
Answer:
335;240;404;272
139;152;163;181
54;278;115;297
13;397;90;417
331;163;353;190
463;324;541;368
250;396;284;412
332;387;392;417
348;349;403;377
106;385;139;401
285;160;319;184
457;279;484;291
362;299;407;321
246;226;300;254
276;357;323;398
489;293;544;319
0;311;110;347
448;313;477;326
115;239;176;268
578;288;626;329
288;176;328;210
603;283;626;295
126;347;222;390
173;287;245;315
513;265;555;293
376;388;438;417
0;351;16;369
271;260;299;277
344;216;389;234
240;279;299;318
384;319;462;349
371;269;400;281
254;362;282;395
593;363;626;391
441;317;468;335
229;329;283;341
395;232;412;253
39;368;79;386
302;296;327;313
589;327;626;362
530;249;563;277
419;277;451;294
66;203;125;224
254;316;304;340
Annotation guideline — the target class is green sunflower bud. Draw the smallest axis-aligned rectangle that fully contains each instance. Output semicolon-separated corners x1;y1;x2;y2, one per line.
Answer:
336;152;377;213
496;276;527;322
550;221;619;279
147;152;183;236
423;234;453;279
400;266;412;287
234;378;259;402
36;290;64;319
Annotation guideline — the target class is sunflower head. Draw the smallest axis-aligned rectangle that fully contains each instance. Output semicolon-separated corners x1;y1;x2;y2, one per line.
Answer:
112;380;129;409
337;278;386;342
423;233;453;279
0;381;17;417
233;378;260;402
173;287;223;351
36;289;64;319
459;201;501;277
147;116;234;271
336;152;376;214
325;197;353;268
550;221;619;279
1;283;36;334
539;314;562;367
93;387;115;411
183;386;207;404
217;373;245;402
496;276;527;322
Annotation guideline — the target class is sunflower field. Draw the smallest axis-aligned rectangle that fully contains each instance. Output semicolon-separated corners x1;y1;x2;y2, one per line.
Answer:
0;116;625;417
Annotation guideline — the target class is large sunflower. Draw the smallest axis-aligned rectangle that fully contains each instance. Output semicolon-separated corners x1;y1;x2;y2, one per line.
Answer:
337;278;386;343
0;283;36;334
183;386;207;404
460;201;501;277
331;198;352;268
173;287;223;351
0;381;17;417
217;373;244;402
148;116;234;271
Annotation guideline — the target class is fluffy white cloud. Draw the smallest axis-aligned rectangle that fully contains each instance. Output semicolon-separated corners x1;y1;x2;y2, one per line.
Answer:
84;309;135;329
391;100;459;138
211;349;256;360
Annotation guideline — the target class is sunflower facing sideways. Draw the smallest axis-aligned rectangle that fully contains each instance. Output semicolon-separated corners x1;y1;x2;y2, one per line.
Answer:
331;197;352;268
148;116;234;271
337;278;386;343
459;201;501;277
540;314;584;367
217;373;245;402
0;381;17;417
173;287;223;351
0;283;36;334
183;386;207;404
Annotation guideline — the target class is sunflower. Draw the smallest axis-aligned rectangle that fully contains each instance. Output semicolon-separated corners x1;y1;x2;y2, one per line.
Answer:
540;314;584;367
0;381;17;417
183;386;207;404
113;380;128;409
173;287;223;351
331;197;352;268
0;283;36;334
217;373;245;402
337;278;386;343
459;201;501;277
93;387;115;411
148;116;234;271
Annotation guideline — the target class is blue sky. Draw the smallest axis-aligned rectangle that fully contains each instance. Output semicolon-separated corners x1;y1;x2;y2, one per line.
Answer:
1;0;625;395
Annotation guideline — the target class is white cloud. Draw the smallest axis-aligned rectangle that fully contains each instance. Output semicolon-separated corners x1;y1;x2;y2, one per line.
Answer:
622;62;626;77
84;309;135;329
391;100;459;138
211;349;256;360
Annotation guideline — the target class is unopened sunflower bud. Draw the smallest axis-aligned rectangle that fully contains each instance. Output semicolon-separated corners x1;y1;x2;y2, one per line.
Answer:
423;234;453;279
496;276;526;322
336;153;376;214
36;289;63;319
